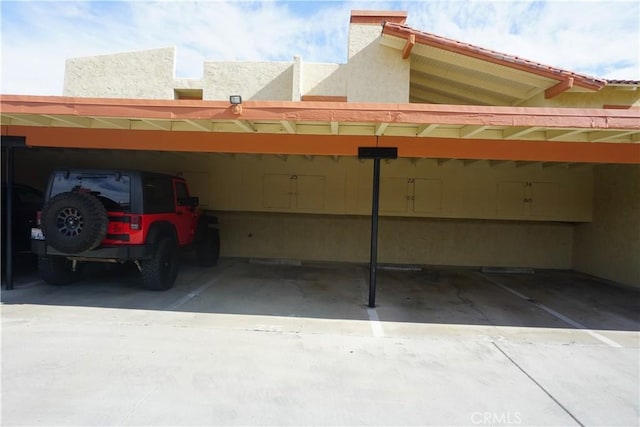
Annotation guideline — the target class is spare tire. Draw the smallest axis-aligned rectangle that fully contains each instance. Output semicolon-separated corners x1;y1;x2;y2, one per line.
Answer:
41;192;108;253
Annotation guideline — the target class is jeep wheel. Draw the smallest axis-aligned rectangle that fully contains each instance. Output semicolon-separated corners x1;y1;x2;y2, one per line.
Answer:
196;227;220;267
141;237;179;291
41;192;108;254
38;256;79;285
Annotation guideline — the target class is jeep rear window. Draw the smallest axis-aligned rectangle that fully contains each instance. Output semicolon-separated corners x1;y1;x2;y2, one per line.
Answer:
50;172;131;211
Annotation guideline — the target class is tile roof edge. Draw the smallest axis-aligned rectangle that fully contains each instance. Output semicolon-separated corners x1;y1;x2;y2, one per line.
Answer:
383;22;607;90
606;80;640;85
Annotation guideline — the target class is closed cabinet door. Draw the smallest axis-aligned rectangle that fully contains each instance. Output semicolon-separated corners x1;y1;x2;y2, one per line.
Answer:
413;179;442;214
380;177;409;213
263;174;292;209
296;175;325;210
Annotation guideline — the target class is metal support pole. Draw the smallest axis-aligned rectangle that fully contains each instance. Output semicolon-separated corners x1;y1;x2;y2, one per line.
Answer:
5;144;14;290
368;157;381;308
358;145;396;308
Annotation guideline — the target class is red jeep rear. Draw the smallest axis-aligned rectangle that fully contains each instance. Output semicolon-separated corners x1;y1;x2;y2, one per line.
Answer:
31;169;220;290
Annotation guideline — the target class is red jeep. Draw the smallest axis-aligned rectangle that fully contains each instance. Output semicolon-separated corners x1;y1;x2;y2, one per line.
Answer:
31;169;219;290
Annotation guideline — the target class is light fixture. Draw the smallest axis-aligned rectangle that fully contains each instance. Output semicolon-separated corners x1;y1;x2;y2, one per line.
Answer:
230;95;243;115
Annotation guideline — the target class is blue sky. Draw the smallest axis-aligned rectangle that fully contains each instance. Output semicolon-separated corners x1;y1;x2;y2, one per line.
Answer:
1;0;638;95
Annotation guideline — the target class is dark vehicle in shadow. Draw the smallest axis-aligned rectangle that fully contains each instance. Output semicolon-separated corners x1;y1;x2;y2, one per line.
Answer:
1;183;44;268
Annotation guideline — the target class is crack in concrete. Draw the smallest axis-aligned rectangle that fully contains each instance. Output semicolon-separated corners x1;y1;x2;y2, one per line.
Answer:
452;282;492;324
492;342;585;427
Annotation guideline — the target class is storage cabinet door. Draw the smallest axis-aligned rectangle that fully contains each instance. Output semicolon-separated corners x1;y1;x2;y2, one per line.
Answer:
296;175;326;210
263;174;292;208
497;182;526;217
380;178;409;213
530;182;560;218
413;179;442;214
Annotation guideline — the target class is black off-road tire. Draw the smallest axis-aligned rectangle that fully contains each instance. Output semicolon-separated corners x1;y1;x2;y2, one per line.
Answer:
41;192;108;254
196;222;220;267
38;256;79;286
141;237;179;291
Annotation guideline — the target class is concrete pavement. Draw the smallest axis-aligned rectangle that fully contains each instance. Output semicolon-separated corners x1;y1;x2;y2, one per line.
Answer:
2;259;638;426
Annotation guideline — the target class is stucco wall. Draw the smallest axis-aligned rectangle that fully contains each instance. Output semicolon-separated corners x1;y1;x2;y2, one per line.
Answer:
203;61;294;101
347;24;409;102
63;47;176;99
573;165;640;288
15;148;583;270
302;63;347;97
217;212;573;268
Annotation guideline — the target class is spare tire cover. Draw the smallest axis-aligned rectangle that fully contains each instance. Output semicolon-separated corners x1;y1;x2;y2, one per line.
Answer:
41;192;108;253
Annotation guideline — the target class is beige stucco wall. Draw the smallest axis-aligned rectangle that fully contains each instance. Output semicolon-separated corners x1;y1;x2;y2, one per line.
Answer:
15;148;588;270
347;24;410;102
302;63;347;97
573;165;640;288
218;211;573;268
203;61;294;101
14;150;593;223
64;47;177;99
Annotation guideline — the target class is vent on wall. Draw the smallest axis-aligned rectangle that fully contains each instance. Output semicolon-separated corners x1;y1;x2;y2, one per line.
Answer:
174;89;203;100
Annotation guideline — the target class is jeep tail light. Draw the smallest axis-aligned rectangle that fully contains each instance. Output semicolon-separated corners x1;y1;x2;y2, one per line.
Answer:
36;211;42;226
130;215;141;230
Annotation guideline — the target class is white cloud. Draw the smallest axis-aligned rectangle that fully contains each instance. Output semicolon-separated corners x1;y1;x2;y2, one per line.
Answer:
1;0;638;96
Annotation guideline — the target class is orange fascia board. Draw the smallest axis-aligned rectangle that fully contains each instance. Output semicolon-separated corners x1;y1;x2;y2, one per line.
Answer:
3;125;639;164
382;23;606;91
380;136;640;164
2;125;371;156
351;10;407;25
603;105;640;110
2;95;639;130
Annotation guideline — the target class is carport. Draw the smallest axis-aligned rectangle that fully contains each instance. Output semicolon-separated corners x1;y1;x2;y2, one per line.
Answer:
2;95;639;297
2;9;640;294
1;9;639;424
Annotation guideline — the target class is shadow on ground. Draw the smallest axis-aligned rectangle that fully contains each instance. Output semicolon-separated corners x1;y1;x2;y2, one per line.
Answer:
2;256;639;331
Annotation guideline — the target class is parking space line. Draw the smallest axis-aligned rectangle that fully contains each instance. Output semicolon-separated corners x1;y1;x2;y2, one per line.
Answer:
166;270;228;311
367;308;385;338
479;273;622;348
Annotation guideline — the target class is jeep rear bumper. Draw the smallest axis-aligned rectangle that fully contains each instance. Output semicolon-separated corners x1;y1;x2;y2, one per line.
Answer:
31;240;156;261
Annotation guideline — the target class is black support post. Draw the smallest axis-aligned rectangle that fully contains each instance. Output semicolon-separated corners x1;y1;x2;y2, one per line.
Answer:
2;135;26;291
5;144;14;290
368;157;381;307
358;146;397;308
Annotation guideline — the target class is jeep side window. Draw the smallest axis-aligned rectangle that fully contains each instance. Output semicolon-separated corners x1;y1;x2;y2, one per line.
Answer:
175;181;190;207
143;176;174;213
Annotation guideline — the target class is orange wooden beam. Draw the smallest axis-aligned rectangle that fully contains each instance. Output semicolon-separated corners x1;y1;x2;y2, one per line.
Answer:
380;136;640;164
351;10;407;25
4;125;639;164
2;95;639;130
2;125;370;156
301;95;348;102
402;34;415;59
545;78;574;99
